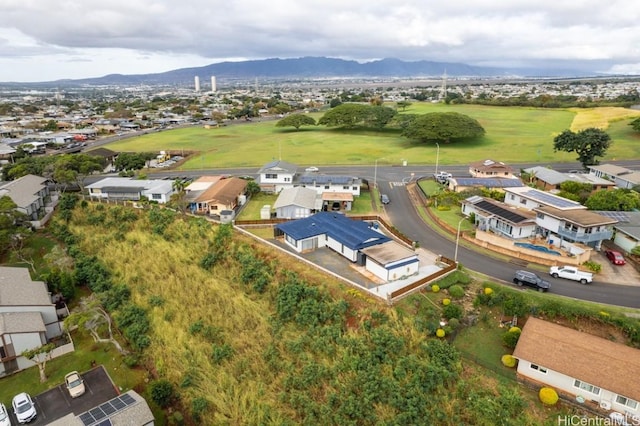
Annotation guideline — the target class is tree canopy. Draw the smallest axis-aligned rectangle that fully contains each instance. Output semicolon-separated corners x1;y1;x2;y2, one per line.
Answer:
553;128;611;169
114;152;155;172
317;103;371;128
630;117;640;132
400;112;485;143
585;188;640;211
275;113;316;130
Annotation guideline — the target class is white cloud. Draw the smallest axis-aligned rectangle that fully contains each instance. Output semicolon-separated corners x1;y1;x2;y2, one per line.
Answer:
0;0;638;81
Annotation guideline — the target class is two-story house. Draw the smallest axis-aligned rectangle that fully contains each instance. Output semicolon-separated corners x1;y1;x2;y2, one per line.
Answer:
0;267;65;376
258;160;298;193
0;174;58;228
86;177;175;203
503;187;616;251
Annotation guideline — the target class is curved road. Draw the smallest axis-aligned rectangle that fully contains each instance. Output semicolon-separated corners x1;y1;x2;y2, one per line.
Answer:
98;161;640;309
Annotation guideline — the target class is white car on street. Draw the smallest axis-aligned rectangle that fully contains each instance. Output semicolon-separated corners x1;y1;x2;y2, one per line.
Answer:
305;166;319;172
0;403;11;426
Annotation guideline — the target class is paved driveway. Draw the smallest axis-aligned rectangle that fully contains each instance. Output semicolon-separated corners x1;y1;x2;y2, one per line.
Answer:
14;366;119;425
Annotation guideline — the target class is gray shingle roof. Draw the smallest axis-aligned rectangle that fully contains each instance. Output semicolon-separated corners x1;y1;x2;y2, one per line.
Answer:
0;266;52;306
0;312;46;334
0;174;47;208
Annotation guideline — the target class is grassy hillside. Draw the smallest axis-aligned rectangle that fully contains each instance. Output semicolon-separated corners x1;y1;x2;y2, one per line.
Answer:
61;203;558;425
102;104;640;169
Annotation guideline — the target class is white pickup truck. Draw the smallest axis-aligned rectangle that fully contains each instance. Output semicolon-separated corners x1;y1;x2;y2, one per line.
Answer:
549;265;593;284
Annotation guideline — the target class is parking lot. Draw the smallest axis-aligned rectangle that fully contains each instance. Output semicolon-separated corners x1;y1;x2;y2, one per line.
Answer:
7;366;118;425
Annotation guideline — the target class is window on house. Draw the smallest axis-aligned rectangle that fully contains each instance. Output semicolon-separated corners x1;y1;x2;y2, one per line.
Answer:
510;194;515;200
352;186;357;191
265;173;277;179
530;364;547;374
616;395;639;410
324;185;330;189
285;177;291;182
574;379;600;395
152;193;161;200
520;198;526;205
343;186;349;190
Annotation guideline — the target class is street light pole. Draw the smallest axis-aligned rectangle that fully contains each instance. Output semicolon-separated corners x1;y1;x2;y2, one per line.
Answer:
454;217;466;263
374;157;386;189
435;142;440;176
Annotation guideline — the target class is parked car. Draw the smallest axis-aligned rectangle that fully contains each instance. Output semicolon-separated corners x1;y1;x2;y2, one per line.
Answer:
0;403;11;426
434;171;453;183
604;250;626;266
549;265;593;284
513;270;551;292
64;371;86;398
305;166;319;172
380;194;390;205
12;392;37;424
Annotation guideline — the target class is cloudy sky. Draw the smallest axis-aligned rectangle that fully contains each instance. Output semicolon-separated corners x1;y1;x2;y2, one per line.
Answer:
1;0;639;82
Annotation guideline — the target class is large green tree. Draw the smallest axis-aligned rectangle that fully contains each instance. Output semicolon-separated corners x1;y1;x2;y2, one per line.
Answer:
275;113;316;130
364;106;397;130
114;152;154;172
401;112;485;143
553;128;611;169
585;188;640;211
318;103;371;128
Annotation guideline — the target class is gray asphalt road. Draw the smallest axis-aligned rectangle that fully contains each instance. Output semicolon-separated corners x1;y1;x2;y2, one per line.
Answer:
83;161;640;308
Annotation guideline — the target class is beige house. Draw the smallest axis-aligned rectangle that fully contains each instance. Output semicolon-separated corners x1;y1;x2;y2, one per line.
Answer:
192;177;247;216
513;317;640;419
469;159;516;179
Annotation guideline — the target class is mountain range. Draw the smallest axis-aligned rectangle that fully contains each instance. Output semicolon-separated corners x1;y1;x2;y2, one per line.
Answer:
36;57;605;87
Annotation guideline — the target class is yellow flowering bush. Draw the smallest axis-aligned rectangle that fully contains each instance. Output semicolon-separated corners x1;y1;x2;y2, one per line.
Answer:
436;329;446;338
539;387;559;405
431;284;440;293
501;354;517;368
484;287;494;295
442;298;451;306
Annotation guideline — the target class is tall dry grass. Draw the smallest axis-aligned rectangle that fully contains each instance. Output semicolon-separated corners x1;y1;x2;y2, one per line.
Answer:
569;107;640;131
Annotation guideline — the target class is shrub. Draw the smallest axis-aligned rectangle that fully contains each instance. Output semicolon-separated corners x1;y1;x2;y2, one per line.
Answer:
502;328;522;349
539;387;559;405
150;379;174;408
442;298;451;306
431;284;440;293
501;354;517;368
508;326;521;334
448;318;460;330
443;303;464;320
582;260;602;273
449;285;465;299
436;328;446;338
484;287;494;295
171;411;184;425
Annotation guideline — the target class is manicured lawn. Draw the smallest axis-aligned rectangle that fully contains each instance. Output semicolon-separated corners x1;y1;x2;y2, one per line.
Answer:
102;104;640;169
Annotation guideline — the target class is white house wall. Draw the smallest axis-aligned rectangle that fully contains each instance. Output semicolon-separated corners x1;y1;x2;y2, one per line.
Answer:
505;193;539;211
517;359;639;416
0;306;60;339
364;260;388;281
536;214;562;234
277;205;311;219
613;231;638;254
10;332;46;358
326;237;357;262
387;261;419;281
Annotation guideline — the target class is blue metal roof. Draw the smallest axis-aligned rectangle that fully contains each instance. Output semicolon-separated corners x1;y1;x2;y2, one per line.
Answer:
276;212;390;250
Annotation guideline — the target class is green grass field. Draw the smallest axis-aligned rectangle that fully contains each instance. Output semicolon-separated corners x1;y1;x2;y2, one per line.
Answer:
101;104;640;170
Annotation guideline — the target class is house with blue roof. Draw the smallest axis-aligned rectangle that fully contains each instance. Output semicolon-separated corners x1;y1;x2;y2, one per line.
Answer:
276;212;419;282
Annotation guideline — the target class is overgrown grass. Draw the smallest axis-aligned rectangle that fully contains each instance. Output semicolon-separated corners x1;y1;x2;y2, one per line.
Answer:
102;104;640;169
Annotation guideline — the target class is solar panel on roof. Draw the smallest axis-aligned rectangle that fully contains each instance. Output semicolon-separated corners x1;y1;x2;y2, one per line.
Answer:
77;393;138;426
475;200;530;223
596;211;629;222
299;175;352;185
523;189;580;208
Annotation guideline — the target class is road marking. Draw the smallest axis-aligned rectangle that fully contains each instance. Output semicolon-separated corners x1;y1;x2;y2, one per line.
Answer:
391;181;406;187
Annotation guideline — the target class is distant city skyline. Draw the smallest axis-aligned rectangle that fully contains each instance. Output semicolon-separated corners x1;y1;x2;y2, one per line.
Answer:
1;1;639;82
